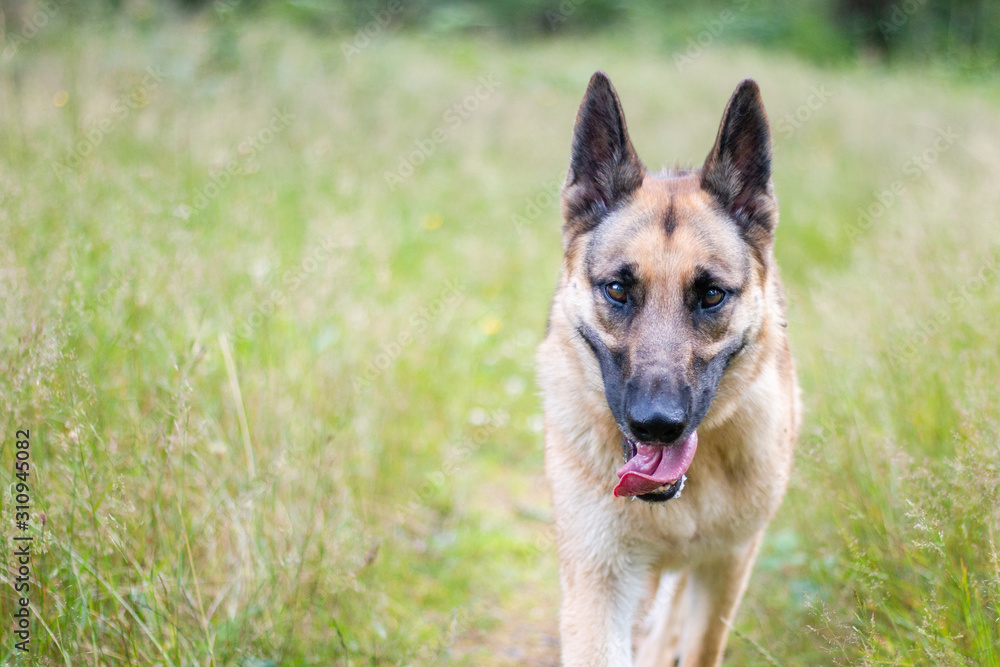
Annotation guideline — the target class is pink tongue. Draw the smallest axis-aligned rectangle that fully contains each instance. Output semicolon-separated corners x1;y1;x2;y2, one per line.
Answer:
613;432;698;498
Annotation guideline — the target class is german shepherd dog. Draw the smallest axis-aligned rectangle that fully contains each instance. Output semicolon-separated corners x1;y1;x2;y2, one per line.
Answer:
537;73;801;666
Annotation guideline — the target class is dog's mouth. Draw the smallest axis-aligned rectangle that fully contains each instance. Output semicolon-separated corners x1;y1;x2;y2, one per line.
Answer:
613;432;698;502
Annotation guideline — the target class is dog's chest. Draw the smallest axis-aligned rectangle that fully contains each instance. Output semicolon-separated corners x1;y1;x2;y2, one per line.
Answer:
627;459;781;562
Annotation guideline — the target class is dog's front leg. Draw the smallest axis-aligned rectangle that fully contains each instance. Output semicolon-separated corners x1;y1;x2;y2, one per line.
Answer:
558;559;646;666
555;527;650;667
678;532;764;667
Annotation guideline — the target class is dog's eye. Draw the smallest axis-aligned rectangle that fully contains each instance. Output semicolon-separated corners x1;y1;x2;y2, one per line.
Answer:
605;282;628;304
701;288;726;309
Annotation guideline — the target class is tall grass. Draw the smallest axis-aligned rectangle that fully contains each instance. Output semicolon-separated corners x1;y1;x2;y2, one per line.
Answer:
0;13;999;665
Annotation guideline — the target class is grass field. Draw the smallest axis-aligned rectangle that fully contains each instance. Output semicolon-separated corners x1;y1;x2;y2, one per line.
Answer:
1;11;1000;666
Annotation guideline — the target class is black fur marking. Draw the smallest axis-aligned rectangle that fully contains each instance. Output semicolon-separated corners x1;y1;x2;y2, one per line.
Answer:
696;335;747;407
577;324;627;426
723;331;750;370
621;435;636;462
663;196;676;236
589;262;638;290
691;267;741;298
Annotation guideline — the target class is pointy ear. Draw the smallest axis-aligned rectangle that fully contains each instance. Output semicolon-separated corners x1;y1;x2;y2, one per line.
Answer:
701;79;777;246
562;72;645;243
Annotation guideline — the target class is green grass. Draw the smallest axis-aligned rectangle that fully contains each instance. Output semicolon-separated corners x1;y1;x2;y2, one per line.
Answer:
1;13;1000;666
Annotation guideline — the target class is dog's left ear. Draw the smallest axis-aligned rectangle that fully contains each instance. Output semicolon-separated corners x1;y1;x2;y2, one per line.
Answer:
701;79;776;245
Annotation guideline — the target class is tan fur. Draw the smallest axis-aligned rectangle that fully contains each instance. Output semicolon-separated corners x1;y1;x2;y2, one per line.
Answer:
537;92;800;666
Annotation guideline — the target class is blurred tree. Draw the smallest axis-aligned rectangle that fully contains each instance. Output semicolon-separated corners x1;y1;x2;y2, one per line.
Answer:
837;0;1000;68
838;0;895;52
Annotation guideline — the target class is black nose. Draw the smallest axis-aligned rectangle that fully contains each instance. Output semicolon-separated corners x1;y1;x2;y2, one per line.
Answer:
625;376;688;443
628;406;686;443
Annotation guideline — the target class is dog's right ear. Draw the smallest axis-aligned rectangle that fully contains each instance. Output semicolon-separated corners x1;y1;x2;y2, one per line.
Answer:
562;72;645;243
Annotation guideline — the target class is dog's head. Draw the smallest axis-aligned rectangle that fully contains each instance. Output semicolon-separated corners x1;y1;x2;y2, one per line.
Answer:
557;72;778;502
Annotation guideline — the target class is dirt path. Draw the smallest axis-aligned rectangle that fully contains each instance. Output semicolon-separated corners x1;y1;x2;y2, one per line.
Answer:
452;470;562;665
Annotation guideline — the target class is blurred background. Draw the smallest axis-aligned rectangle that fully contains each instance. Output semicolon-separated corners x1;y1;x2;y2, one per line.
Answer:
1;0;999;665
6;0;1000;69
